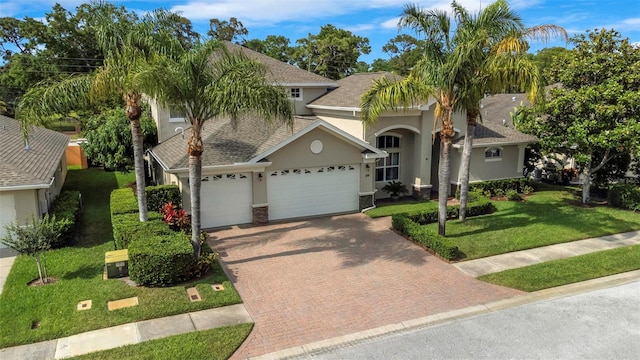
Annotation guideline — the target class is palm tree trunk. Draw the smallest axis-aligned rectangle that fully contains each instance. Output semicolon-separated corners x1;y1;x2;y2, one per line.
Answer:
438;136;452;236
126;93;148;222
582;168;592;205
188;124;204;259
458;114;477;222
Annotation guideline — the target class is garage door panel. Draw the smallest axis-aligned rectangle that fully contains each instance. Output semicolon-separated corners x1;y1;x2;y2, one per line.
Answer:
0;193;16;248
200;173;252;228
268;165;359;220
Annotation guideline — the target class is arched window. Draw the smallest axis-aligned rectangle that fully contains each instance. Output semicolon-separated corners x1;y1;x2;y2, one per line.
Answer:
485;147;502;161
376;135;401;181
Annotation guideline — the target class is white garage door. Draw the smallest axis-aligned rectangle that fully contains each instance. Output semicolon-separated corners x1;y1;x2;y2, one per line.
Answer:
200;173;252;228
268;165;360;221
0;193;17;248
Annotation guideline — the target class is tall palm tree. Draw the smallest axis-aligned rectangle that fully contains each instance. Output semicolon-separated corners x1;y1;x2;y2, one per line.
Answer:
361;4;460;236
17;8;183;222
454;0;567;221
140;41;293;258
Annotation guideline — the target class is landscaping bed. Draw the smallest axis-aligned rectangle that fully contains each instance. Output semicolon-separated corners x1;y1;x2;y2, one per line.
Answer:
0;168;241;348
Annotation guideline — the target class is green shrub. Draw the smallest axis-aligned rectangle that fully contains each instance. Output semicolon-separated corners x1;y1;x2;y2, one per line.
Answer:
392;215;461;260
494;188;506;197
507;190;522;201
522;185;535;195
111;212;172;250
128;233;195;287
146;185;181;212
110;188;139;216
469;178;536;197
399;199;496;225
608;184;640;211
49;190;81;247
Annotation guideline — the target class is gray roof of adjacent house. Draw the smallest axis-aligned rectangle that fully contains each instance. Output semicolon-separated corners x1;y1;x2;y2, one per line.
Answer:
0;115;69;188
150;116;318;169
223;41;337;86
453;93;537;146
308;72;403;109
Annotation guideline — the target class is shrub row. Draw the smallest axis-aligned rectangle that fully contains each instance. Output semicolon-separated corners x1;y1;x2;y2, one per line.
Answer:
128;234;195;287
146;185;181;212
112;212;172;250
392;215;461;260
469;178;536;197
110;188;139;216
608;184;640;211
400;199;496;225
49;190;81;248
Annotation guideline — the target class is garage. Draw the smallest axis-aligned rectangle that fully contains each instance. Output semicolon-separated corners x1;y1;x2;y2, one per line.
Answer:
200;173;252;228
267;165;360;220
0;193;16;248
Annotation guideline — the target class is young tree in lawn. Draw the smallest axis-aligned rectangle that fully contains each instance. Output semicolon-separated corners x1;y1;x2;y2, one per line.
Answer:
140;40;293;258
361;4;459;236
531;29;640;204
454;0;567;221
1;215;69;284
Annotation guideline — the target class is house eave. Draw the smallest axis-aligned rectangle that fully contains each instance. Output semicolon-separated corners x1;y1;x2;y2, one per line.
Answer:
452;140;537;149
167;162;274;175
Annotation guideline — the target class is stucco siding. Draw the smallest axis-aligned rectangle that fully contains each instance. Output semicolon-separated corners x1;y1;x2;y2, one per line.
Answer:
452;145;522;184
295;87;329;115
13;190;39;224
317;116;364;140
364;114;421;143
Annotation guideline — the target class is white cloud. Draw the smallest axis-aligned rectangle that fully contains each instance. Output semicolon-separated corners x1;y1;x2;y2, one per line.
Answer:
346;24;376;32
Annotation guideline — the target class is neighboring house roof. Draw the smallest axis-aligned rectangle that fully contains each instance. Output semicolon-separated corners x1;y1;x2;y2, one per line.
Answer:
223;41;338;87
307;72;403;109
453;93;537;147
150;115;385;171
0;115;69;189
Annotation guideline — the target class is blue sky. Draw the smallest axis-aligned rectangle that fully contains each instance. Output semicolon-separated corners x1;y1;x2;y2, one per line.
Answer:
2;0;639;63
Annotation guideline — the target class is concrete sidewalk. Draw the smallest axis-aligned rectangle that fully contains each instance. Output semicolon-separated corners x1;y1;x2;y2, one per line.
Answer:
453;230;640;277
0;304;253;360
0;248;17;296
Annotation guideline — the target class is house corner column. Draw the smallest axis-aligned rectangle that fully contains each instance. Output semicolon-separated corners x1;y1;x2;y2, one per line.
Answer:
517;144;527;174
252;204;269;225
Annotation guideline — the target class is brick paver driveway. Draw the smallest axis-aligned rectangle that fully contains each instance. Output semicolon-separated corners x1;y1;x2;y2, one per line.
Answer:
208;213;522;359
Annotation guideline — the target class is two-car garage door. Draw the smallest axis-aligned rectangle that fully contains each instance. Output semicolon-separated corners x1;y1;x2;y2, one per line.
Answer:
267;165;359;220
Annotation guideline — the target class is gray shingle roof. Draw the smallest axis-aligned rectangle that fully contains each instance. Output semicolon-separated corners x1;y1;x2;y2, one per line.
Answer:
151;115;318;169
223;42;337;86
0;115;69;188
308;72;403;108
453;93;537;146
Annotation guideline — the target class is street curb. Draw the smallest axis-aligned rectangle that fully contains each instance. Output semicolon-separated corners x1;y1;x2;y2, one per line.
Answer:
251;270;640;360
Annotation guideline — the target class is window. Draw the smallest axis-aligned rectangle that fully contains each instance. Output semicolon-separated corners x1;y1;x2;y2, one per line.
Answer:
289;88;302;101
375;135;401;182
485;147;502;161
169;109;187;123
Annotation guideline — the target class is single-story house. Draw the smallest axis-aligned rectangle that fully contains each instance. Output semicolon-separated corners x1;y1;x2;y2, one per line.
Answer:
147;43;536;228
0;115;69;247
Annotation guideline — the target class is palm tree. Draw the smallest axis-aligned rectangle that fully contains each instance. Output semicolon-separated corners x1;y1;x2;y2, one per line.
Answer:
140;41;293;258
361;4;460;236
17;8;183;222
454;0;567;221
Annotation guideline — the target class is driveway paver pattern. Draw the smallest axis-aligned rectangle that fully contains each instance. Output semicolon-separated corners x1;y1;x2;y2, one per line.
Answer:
209;213;522;359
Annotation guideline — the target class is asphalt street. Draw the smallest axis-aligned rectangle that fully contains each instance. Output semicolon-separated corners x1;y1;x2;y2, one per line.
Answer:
299;281;640;360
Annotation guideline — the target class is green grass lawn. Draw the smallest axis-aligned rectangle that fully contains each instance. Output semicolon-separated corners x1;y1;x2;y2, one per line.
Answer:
479;245;640;291
0;168;242;348
420;191;640;260
365;199;437;218
71;324;253;360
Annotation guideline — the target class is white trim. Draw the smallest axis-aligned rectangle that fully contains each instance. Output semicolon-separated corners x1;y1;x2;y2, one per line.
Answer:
169;117;187;123
159;160;273;175
358;191;377;196
374;126;421;137
288;87;304;102
412;184;433;189
278;82;337;87
251;203;269;208
249;119;386;163
484;146;503;162
452;140;536;149
0;183;51;191
306;104;361;112
485;158;503;162
417;97;438;110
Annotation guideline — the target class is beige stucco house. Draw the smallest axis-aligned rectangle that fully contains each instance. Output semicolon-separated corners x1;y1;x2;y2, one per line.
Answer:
147;43;536;228
0;115;69;248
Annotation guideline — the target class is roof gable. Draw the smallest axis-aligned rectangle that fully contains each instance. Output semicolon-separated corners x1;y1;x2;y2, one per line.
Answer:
308;72;402;109
0;115;69;188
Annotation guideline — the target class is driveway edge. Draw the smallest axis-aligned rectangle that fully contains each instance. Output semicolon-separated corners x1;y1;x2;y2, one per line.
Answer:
250;270;640;360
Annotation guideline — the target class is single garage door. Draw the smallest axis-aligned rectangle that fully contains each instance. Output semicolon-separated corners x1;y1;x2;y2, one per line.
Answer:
0;193;16;249
200;173;252;228
268;165;359;221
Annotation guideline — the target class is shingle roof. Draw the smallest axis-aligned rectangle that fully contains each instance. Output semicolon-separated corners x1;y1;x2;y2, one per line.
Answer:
223;41;337;86
308;72;403;108
453;93;537;146
0;115;69;188
150;115;318;169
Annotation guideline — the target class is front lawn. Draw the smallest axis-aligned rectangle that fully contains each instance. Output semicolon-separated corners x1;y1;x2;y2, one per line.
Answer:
72;324;253;360
0;168;242;348
422;191;640;260
479;244;640;291
366;199;436;218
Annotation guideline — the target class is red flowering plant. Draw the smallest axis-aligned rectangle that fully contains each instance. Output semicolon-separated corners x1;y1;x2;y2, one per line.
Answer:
160;202;191;232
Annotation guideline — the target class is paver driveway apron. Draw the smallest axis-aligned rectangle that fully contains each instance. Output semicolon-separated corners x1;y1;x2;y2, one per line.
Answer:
208;213;522;359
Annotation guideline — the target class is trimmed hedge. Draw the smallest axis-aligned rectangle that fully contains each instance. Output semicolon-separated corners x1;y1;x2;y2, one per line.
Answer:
49;190;81;248
110;188;139;216
146;185;181;212
128;233;195;287
112;212;172;250
392;215;461;260
400;199;496;225
608;184;640;211
469;178;536;197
